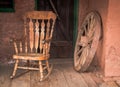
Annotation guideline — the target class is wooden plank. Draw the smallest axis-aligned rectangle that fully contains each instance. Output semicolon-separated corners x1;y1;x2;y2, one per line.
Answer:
103;76;120;82
99;81;119;87
10;67;30;87
2;61;117;87
0;64;12;87
116;80;120;86
60;63;89;87
0;64;31;87
89;72;104;85
49;58;73;64
106;81;119;87
81;73;99;87
48;64;69;87
30;71;50;87
11;72;30;87
99;82;110;87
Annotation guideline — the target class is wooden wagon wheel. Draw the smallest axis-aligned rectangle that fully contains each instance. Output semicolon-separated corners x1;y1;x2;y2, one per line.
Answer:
74;11;101;72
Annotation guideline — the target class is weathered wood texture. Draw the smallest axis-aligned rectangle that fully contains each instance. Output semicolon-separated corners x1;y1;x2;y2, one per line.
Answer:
1;59;119;87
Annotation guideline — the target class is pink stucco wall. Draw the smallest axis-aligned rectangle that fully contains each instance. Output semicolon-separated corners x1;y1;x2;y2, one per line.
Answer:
88;0;120;77
88;0;109;76
79;0;109;73
105;0;120;77
78;0;89;29
79;0;120;77
88;0;109;73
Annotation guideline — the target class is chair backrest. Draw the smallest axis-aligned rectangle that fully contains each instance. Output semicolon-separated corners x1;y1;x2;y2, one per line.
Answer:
14;11;56;55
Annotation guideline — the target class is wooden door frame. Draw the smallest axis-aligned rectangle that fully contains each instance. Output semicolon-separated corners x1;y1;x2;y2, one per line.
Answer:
73;0;79;48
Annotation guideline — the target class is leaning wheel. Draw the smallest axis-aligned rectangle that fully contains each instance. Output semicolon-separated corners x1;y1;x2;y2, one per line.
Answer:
74;11;102;72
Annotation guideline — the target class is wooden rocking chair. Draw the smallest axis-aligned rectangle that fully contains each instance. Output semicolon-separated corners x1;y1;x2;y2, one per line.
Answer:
10;11;56;81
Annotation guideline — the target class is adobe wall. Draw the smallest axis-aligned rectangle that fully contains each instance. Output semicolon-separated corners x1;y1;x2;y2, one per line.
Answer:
88;0;109;74
105;0;120;77
0;0;34;63
78;0;89;29
79;0;120;78
79;0;109;72
88;0;120;77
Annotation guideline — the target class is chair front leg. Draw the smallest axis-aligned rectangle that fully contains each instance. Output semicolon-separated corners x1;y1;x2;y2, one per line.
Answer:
39;61;43;81
10;59;19;78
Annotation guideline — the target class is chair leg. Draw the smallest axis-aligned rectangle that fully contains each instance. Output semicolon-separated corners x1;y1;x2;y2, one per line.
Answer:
46;60;50;71
10;59;19;78
39;61;43;81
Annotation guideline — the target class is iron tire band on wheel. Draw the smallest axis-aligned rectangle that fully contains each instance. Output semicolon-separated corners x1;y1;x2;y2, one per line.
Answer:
74;11;102;72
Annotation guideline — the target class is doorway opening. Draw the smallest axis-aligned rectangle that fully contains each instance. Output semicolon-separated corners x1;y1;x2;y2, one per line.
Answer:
36;0;79;59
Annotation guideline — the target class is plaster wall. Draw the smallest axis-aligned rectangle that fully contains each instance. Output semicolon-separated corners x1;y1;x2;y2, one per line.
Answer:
79;0;109;73
78;0;89;29
105;0;120;77
82;0;120;77
88;0;109;74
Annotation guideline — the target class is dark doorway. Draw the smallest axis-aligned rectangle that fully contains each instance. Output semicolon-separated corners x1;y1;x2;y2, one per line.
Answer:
36;0;74;58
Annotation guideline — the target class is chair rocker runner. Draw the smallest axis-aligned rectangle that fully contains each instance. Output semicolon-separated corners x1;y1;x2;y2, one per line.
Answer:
10;11;56;81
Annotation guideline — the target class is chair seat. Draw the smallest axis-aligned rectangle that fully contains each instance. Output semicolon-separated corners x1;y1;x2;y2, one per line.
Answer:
13;53;49;60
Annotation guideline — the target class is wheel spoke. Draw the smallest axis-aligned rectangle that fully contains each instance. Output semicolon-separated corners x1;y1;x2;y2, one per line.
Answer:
76;46;84;56
88;35;94;43
87;18;96;38
90;15;95;29
81;25;86;36
87;18;90;32
79;46;89;66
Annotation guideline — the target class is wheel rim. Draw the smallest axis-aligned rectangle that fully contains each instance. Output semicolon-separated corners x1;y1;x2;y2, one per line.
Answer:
74;11;101;72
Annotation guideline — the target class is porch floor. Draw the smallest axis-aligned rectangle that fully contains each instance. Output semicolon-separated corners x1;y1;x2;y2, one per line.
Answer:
0;59;120;87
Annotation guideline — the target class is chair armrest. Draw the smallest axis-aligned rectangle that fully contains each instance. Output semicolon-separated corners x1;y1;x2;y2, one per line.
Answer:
11;36;26;54
10;36;26;43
